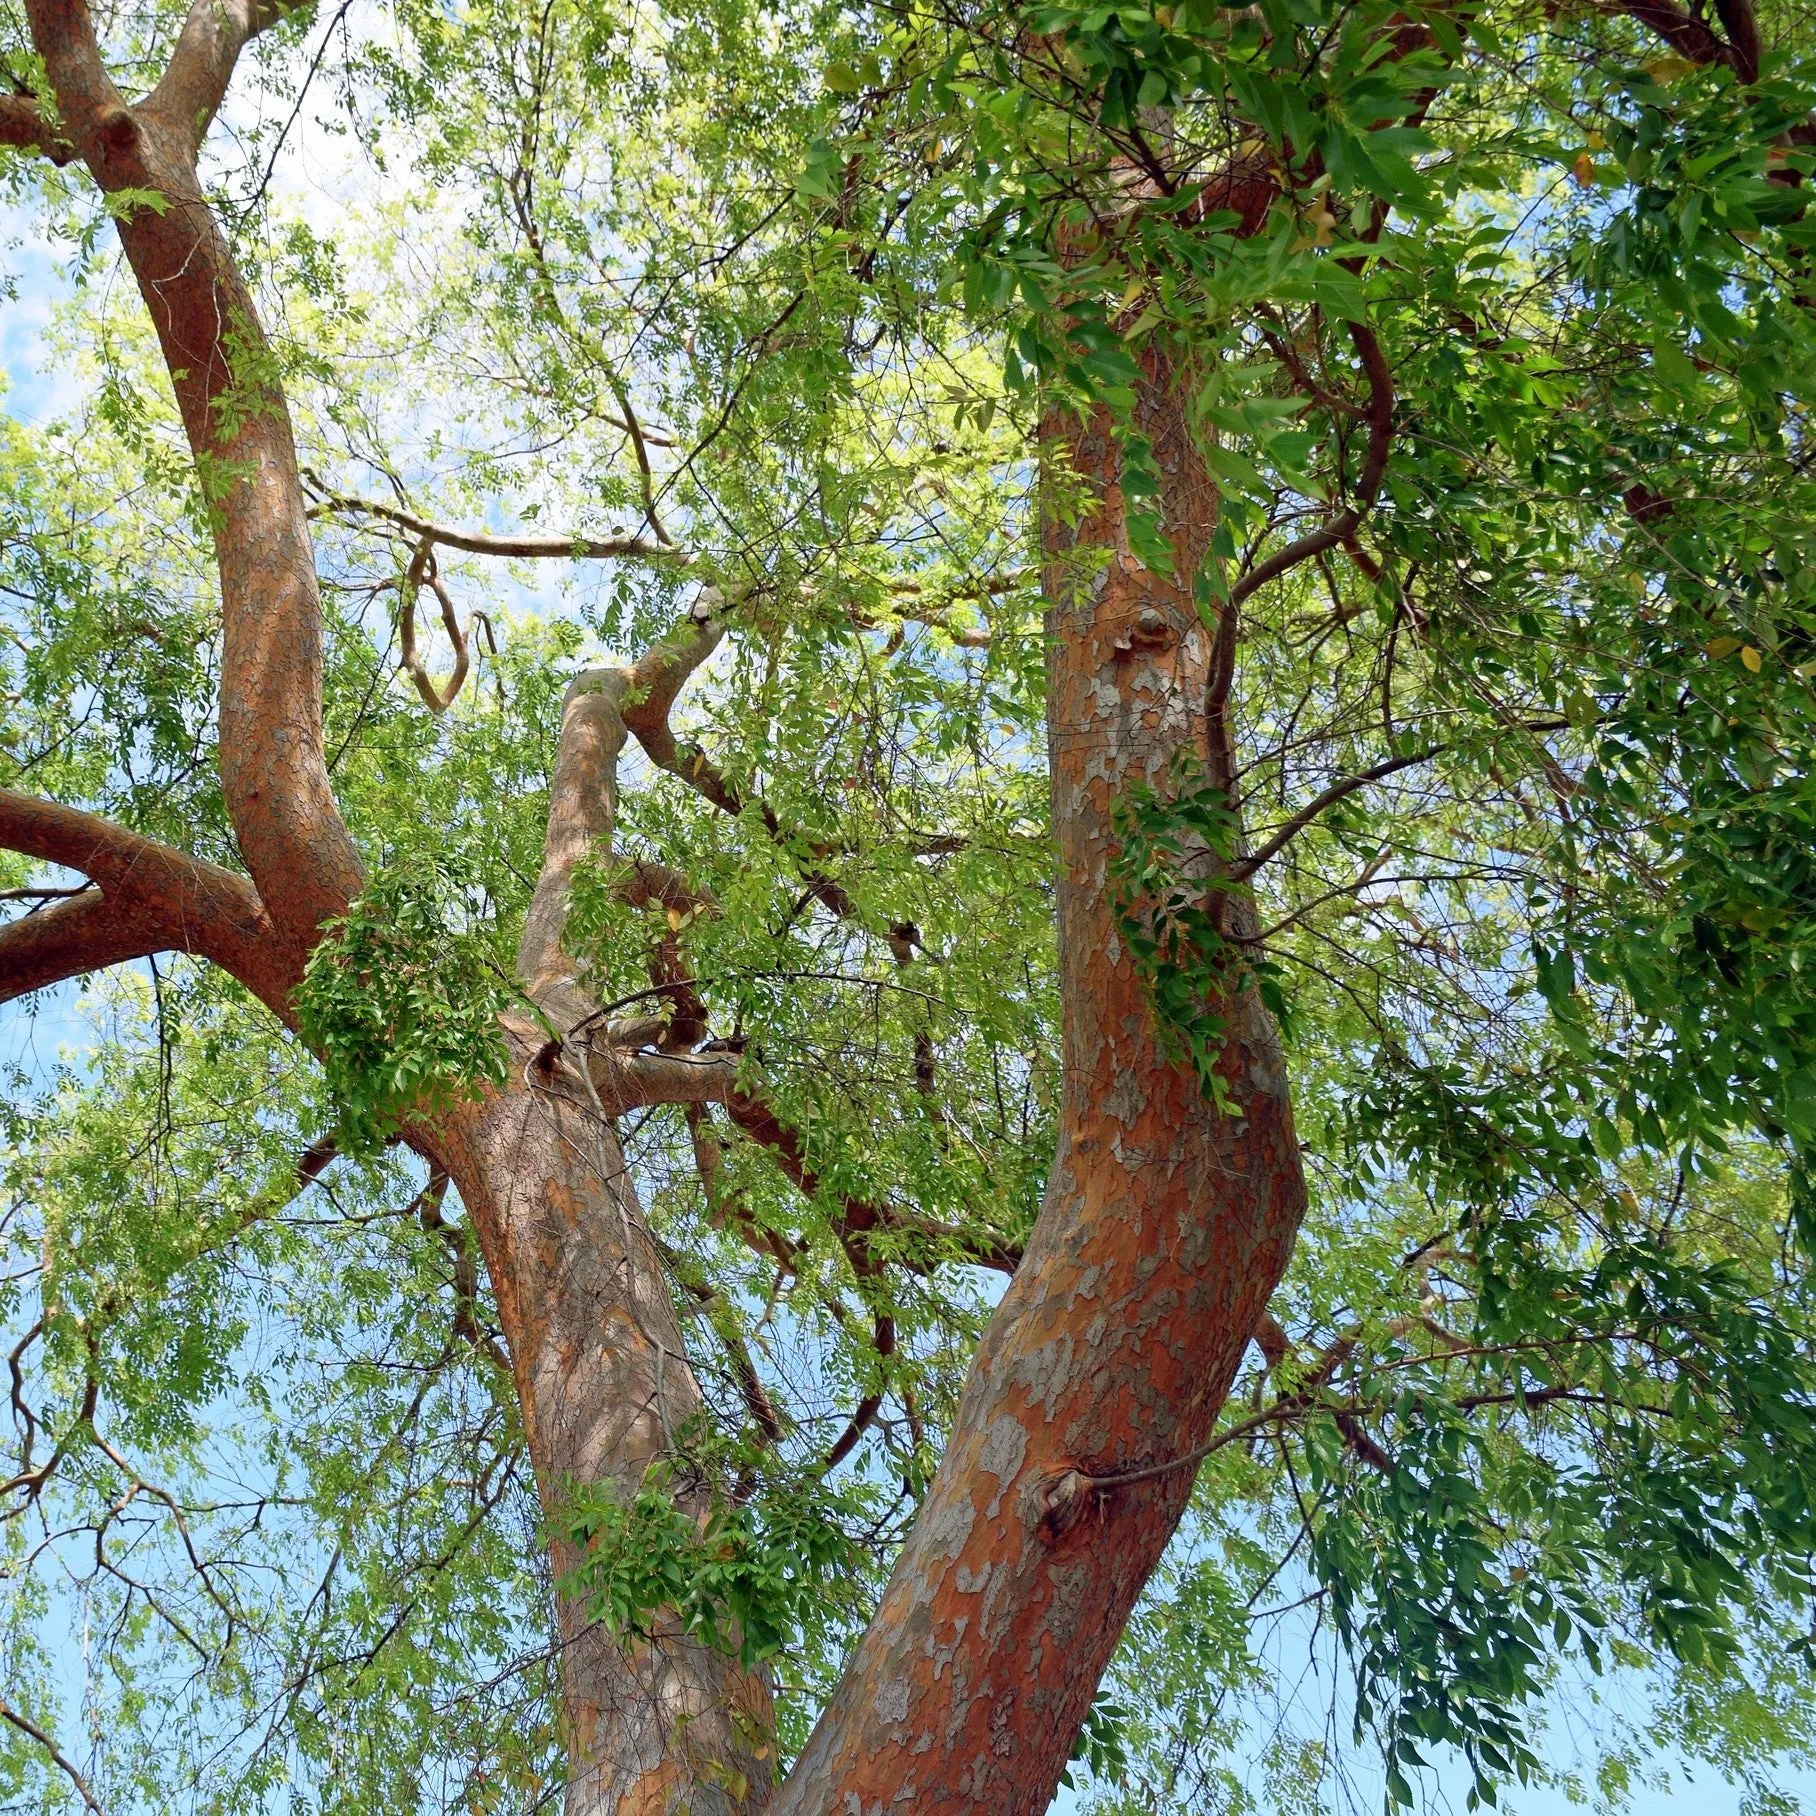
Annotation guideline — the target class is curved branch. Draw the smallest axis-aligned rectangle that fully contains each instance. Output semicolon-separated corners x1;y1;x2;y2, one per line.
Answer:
1226;321;1395;615
616;609;878;926
397;541;483;714
0;1692;103;1814
818;1311;895;1474
619;598;730;757
26;0;363;951
723;1087;1022;1277
1232;745;1442;882
307;482;682;565
0;788;301;1020
687;1103;802;1275
582;1030;1022;1275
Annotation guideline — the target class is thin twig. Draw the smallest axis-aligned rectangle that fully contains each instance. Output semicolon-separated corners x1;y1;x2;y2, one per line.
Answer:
0;1692;104;1813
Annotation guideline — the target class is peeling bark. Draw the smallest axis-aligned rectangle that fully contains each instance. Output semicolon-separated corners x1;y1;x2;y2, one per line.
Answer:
433;1055;773;1816
770;355;1306;1816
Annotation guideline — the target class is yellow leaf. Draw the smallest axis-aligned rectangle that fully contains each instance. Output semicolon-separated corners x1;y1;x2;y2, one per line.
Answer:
1573;152;1595;188
1584;131;1606;150
667;906;686;930
1741;644;1763;672
1704;636;1741;658
1645;54;1698;81
1796;660;1816;678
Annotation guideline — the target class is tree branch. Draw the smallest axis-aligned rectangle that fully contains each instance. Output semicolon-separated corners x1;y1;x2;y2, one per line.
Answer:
0;92;77;163
0;788;300;1020
0;1691;103;1814
1232;745;1442;882
572;1022;1022;1275
20;0;120;145
687;1103;802;1275
141;0;303;153
516;600;729;1006
818;1311;894;1473
1613;0;1739;68
26;0;363;952
397;540;493;715
1226;321;1395;615
306;480;682;565
615;611;880;926
723;1086;1022;1277
1712;0;1761;81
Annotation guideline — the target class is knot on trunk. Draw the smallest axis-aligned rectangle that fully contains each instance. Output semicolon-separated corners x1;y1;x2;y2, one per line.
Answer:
1035;1467;1096;1542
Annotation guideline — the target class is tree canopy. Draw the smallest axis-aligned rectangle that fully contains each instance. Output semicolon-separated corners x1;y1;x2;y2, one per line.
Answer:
4;0;1816;1807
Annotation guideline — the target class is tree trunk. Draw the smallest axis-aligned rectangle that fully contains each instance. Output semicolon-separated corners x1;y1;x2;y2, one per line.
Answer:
435;1041;774;1816
769;354;1306;1815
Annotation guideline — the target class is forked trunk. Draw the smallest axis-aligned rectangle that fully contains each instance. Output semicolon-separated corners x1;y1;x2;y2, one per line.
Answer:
436;1038;774;1816
8;10;1306;1810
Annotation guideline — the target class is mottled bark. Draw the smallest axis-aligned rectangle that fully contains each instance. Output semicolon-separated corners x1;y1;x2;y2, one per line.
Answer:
456;639;773;1816
770;356;1306;1816
433;1052;773;1816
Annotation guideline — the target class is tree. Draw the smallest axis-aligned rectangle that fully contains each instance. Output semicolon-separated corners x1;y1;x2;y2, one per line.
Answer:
4;0;1816;1808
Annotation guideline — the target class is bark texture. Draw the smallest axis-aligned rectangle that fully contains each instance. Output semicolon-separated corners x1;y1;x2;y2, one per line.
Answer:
0;788;302;1019
435;1050;773;1816
24;0;362;950
435;646;773;1816
771;358;1306;1816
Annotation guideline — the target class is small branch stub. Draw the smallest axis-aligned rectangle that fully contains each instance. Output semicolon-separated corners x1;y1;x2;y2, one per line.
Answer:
1037;1467;1096;1542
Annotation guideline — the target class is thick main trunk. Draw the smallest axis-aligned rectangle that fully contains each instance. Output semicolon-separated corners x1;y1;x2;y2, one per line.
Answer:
770;358;1306;1814
435;1035;772;1816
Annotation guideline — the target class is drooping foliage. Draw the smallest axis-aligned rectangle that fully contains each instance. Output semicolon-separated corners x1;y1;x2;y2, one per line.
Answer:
5;0;1816;1806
